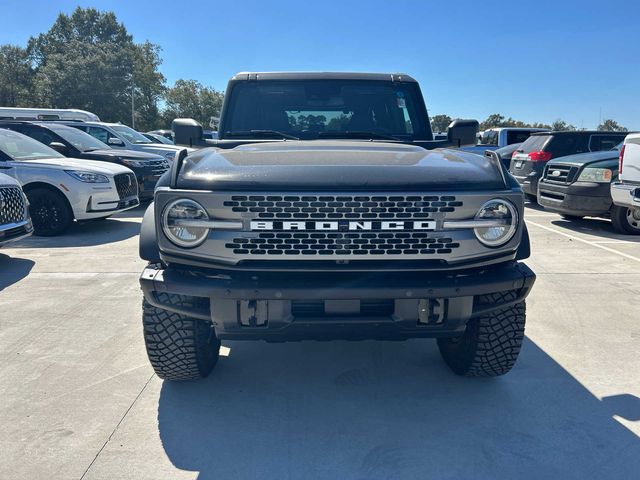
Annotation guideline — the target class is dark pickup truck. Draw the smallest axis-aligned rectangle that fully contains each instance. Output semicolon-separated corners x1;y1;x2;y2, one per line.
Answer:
139;72;535;381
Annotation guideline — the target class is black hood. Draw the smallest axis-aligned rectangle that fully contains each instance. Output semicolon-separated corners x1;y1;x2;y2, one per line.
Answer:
82;148;164;161
176;141;505;191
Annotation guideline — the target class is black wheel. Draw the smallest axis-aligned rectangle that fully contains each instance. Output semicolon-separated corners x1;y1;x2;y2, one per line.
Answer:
143;295;220;381
525;193;537;203
437;291;526;377
560;214;583;221
611;205;640;235
26;188;73;236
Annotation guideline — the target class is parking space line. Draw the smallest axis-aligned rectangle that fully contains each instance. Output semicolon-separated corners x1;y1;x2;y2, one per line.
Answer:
527;220;640;263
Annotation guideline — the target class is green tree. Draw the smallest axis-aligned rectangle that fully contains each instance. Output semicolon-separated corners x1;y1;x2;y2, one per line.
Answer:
598;119;627;132
551;119;576;131
480;113;505;130
430;114;452;133
162;79;224;128
26;7;164;128
132;42;166;130
0;45;34;106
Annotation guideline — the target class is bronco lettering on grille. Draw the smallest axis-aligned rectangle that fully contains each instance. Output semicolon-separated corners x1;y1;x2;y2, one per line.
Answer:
250;220;436;231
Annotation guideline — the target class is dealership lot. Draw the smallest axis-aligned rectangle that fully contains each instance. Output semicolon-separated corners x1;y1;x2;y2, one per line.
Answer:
1;204;639;480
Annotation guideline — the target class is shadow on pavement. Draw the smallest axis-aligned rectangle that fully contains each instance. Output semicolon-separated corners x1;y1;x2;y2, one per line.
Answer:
550;217;640;242
0;254;34;291
156;338;640;480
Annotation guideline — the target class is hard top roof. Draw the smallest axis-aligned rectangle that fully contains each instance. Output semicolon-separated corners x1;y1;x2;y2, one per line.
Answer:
230;71;417;82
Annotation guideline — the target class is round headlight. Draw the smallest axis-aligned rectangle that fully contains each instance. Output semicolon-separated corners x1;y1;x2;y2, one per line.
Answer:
474;199;518;247
162;199;209;247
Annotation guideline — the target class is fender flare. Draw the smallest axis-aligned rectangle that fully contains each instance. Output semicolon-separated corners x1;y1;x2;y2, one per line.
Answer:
139;202;161;263
516;222;531;260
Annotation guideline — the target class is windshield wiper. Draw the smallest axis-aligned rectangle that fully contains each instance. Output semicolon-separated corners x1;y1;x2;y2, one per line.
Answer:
318;131;404;141
226;130;300;140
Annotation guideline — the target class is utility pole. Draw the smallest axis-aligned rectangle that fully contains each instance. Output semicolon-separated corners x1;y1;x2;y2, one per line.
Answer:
131;73;135;129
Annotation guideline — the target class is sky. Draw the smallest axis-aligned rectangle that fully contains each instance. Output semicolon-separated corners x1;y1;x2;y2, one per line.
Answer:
1;0;639;129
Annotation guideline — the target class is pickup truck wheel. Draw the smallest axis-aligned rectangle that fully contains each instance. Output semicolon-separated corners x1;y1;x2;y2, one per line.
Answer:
611;205;640;235
437;291;526;377
26;188;73;236
142;297;220;381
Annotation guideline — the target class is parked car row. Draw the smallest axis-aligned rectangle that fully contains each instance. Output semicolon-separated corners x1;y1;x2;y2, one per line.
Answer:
488;130;637;234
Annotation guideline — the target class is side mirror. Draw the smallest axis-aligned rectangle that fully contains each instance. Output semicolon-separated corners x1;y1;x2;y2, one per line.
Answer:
49;141;69;155
447;119;480;147
107;137;124;146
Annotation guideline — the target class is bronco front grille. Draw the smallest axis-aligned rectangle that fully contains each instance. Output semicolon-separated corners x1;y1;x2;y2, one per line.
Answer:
0;186;26;225
223;195;463;220
225;231;461;256
114;173;138;199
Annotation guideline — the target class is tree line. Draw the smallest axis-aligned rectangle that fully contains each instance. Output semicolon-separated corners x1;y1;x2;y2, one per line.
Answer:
0;7;223;131
430;113;628;135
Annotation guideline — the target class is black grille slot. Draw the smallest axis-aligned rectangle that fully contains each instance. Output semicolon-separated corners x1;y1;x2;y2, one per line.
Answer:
226;232;460;256
543;164;577;184
0;186;26;225
291;299;394;317
114;173;138;199
148;159;170;175
224;195;462;220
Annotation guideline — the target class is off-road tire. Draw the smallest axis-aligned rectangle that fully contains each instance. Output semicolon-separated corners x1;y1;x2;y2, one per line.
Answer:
560;214;583;221
142;296;220;381
437;291;526;377
611;205;640;235
26;187;73;236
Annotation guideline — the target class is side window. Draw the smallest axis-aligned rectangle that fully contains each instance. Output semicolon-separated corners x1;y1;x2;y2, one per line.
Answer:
86;126;111;144
507;131;533;145
548;135;589;157
589;135;626;151
22;127;55;146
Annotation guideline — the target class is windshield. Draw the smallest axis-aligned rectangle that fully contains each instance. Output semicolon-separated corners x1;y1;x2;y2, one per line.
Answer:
0;129;63;160
111;124;152;144
49;125;109;151
222;80;430;141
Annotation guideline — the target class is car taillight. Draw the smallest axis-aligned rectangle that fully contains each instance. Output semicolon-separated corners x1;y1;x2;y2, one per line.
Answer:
527;151;553;161
619;144;626;176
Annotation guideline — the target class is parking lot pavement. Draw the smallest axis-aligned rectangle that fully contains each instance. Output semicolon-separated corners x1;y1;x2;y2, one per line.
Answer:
1;203;639;480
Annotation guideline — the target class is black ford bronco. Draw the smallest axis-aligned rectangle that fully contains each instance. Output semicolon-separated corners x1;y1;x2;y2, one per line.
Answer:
139;72;535;380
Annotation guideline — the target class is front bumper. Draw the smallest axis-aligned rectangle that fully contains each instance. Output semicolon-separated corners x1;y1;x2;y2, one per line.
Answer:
538;180;612;216
611;182;640;210
0;219;33;246
140;261;536;341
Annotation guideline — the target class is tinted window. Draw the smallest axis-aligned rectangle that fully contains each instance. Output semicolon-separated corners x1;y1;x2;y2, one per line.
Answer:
223;80;429;140
519;135;551;153
546;134;589;156
21;126;57;146
86;126;116;144
589;134;627;152
507;130;535;144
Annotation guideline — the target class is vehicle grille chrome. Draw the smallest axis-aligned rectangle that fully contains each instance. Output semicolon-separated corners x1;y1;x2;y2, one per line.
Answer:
0;186;26;225
225;231;461;256
114;173;138;199
543;164;578;184
223;195;463;220
149;159;170;175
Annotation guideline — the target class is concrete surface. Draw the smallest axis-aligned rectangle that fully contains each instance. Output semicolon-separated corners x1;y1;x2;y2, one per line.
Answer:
0;202;639;480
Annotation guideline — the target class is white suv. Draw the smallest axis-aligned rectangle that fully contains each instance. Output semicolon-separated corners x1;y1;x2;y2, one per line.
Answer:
0;172;33;245
0;129;138;236
611;133;640;234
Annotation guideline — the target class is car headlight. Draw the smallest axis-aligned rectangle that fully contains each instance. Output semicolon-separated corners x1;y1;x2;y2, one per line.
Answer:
474;199;518;247
162;199;209;247
64;170;109;183
121;159;147;168
577;168;613;183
